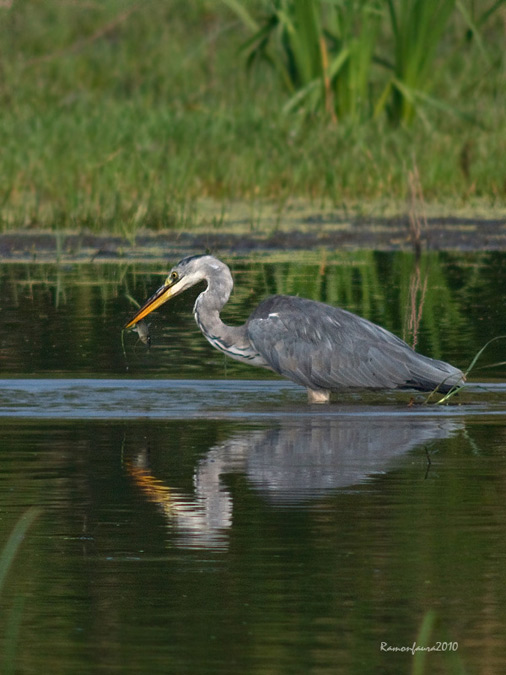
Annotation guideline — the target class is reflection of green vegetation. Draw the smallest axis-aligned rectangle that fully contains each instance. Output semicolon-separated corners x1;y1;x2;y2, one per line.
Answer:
392;252;466;359
0;1;504;231
3;419;503;673
249;251;468;360
0;253;505;378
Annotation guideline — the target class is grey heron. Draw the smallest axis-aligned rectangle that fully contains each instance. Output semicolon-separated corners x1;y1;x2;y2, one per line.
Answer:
124;254;464;403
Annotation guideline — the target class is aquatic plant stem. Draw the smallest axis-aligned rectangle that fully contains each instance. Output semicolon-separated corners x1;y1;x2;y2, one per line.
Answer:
428;335;506;405
0;507;41;594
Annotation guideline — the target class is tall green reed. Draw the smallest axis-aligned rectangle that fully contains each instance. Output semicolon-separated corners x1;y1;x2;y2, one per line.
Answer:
377;0;457;124
228;0;383;122
226;0;503;125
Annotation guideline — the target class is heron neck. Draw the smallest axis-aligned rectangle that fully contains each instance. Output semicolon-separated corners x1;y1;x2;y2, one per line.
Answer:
193;289;246;350
193;281;263;364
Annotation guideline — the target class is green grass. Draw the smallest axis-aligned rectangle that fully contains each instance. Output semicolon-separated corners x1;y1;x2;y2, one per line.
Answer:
0;0;504;233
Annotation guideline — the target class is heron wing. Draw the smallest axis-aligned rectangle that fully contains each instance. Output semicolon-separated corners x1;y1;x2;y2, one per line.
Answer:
246;295;462;392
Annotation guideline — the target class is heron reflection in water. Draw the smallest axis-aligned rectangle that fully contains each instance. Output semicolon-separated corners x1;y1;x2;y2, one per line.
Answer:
125;416;463;549
124;254;464;403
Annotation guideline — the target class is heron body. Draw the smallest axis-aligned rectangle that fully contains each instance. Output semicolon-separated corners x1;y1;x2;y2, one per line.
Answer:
124;254;465;403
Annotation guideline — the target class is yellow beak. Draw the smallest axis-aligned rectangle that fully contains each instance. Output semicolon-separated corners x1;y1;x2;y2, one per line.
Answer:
124;282;176;329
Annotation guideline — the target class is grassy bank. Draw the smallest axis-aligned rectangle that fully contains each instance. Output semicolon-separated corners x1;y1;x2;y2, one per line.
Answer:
0;0;504;233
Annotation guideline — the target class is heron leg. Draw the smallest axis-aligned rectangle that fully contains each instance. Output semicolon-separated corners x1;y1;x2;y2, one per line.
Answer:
307;388;330;404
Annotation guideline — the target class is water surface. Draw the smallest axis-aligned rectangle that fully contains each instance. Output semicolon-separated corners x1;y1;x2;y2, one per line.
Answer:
1;252;506;674
1;251;505;379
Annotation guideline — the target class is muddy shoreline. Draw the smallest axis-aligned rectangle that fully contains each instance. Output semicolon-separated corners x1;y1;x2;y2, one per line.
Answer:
1;216;505;262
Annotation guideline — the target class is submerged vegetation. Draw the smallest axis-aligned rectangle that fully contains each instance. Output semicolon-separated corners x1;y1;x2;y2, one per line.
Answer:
0;508;41;675
0;0;504;232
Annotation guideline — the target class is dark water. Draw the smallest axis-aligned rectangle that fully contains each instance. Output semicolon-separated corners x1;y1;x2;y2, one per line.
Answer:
1;250;506;379
1;252;506;674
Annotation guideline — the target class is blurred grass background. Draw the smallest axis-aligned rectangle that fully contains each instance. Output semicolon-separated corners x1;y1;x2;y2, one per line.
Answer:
0;0;504;233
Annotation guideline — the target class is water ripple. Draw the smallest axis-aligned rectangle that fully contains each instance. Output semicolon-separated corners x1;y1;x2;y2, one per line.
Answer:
0;378;504;420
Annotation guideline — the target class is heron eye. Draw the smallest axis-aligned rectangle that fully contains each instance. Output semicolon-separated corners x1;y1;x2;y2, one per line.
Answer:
170;271;178;282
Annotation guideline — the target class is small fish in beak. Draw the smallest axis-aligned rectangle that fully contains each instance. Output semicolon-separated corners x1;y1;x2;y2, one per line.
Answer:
130;319;151;348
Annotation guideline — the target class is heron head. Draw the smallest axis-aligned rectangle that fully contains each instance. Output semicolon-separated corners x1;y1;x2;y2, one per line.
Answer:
123;255;220;329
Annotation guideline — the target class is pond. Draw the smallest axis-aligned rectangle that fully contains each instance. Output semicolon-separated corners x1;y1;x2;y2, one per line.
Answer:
1;251;506;674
